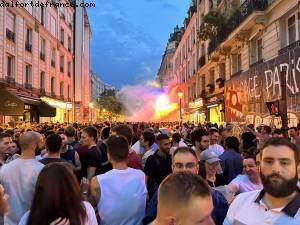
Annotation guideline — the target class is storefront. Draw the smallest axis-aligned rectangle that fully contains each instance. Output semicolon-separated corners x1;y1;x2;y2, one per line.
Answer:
40;96;72;123
186;98;207;123
206;92;224;125
224;44;300;126
0;89;55;124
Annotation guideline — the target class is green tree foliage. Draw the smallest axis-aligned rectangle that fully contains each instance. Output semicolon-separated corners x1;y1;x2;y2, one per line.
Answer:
197;10;226;41
98;89;122;115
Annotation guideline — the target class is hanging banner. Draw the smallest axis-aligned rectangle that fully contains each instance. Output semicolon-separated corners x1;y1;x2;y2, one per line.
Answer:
224;45;300;122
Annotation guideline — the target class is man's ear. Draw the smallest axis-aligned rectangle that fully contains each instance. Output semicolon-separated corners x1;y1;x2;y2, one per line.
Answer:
165;216;176;225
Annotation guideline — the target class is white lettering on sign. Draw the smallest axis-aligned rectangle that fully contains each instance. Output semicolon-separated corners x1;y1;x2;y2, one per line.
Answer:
240;75;261;99
4;101;17;108
264;58;300;99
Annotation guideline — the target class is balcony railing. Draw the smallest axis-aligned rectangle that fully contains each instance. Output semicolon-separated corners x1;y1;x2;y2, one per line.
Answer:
6;76;15;84
6;29;15;42
67;97;72;102
40;52;45;61
67;71;71;77
25;42;32;52
278;40;300;55
51;60;55;67
60;67;64;73
208;0;268;55
39;88;46;95
51;92;56;98
24;83;33;90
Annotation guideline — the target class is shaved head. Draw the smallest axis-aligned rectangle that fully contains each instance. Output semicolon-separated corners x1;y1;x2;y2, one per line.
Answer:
156;173;213;225
19;131;43;151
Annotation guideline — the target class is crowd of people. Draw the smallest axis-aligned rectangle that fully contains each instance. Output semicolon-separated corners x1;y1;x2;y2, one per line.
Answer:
0;121;299;225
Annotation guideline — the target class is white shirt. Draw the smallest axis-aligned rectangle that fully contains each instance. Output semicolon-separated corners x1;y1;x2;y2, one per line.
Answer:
18;201;97;225
229;174;262;194
97;168;147;225
208;144;224;156
0;159;44;225
223;190;300;225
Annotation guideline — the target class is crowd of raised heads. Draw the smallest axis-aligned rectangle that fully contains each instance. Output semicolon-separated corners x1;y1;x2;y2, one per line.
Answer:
0;121;299;225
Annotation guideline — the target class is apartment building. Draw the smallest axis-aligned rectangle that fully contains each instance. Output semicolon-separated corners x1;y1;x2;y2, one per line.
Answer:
171;0;300;126
0;0;74;123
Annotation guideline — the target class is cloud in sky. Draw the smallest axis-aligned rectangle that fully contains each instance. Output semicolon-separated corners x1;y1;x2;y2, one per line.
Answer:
87;0;190;88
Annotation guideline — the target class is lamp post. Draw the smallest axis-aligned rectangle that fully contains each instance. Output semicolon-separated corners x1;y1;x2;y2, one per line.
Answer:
178;92;183;124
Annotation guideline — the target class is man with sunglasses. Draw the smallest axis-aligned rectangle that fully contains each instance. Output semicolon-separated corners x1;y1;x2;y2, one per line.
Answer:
144;147;228;225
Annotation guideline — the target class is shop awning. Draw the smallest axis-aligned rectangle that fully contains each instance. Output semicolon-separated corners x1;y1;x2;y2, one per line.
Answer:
38;102;56;117
0;89;24;116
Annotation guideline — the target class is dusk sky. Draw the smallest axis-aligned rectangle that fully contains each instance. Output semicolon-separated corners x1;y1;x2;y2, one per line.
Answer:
87;0;190;88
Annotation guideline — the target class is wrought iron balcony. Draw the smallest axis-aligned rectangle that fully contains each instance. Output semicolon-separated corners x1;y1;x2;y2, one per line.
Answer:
24;83;33;90
6;76;15;84
278;40;300;55
60;95;64;100
6;29;15;42
39;88;46;95
208;0;268;55
25;42;32;52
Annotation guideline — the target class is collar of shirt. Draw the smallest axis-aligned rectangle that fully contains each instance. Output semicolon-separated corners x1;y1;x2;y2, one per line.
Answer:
254;189;300;218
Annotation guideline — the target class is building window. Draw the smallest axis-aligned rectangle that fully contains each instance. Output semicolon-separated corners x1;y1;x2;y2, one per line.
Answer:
50;16;56;37
231;53;242;75
51;77;55;96
41;6;45;25
288;15;296;44
60;28;64;45
209;69;215;86
250;38;263;65
6;11;15;42
60;55;64;72
67;85;71;99
25;65;32;85
60;82;64;97
219;63;225;80
51;48;56;67
40;39;46;61
67;62;71;77
25;28;32;52
257;39;263;61
6;55;15;78
40;71;45;89
68;36;71;52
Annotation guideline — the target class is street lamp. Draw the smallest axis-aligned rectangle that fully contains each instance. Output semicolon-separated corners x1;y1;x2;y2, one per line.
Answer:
102;109;106;113
178;92;183;124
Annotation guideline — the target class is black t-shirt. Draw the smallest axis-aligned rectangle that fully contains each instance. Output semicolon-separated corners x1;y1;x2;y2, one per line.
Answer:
86;146;102;176
144;150;172;185
39;158;66;165
241;132;256;150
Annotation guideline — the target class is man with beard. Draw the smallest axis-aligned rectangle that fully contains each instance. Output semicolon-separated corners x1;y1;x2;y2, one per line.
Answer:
190;129;210;160
223;138;300;225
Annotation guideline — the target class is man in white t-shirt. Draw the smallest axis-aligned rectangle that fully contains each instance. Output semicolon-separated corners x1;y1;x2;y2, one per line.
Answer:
227;155;262;194
88;135;147;225
0;131;44;225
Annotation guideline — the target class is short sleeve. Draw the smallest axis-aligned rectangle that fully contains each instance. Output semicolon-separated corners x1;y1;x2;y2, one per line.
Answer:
18;211;29;225
144;155;156;178
83;201;98;225
86;149;99;168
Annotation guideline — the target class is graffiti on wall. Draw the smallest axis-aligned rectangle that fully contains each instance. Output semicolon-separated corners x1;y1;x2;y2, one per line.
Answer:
225;46;300;122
